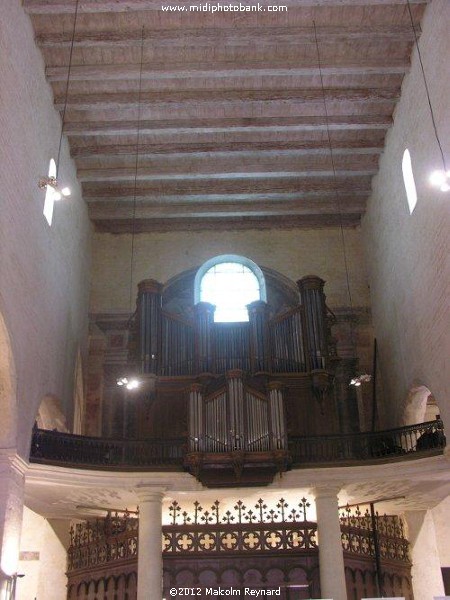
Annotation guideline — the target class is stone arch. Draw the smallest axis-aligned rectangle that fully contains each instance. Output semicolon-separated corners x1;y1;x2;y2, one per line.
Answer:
402;383;442;426
35;394;68;432
0;310;16;447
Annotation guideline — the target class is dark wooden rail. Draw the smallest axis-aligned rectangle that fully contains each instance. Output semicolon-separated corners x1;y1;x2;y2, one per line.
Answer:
30;420;445;470
289;419;446;465
30;429;185;470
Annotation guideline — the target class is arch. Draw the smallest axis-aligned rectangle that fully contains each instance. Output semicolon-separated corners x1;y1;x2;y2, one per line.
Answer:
194;255;266;304
194;255;266;322
0;309;16;447
402;383;441;426
35;394;68;432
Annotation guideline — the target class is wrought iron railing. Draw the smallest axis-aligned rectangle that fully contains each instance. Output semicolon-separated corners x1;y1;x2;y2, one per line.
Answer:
30;419;445;470
289;419;445;465
30;428;185;469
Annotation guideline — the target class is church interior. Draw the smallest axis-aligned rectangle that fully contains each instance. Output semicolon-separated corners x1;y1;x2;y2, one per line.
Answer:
0;0;449;598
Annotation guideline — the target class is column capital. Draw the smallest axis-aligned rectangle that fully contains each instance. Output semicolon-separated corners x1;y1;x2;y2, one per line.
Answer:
138;279;163;295
313;484;344;499
268;380;283;391
134;485;166;503
297;275;325;292
226;369;244;380
189;383;203;394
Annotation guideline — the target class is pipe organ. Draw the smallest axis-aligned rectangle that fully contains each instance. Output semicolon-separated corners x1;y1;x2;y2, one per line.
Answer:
188;371;286;455
102;268;347;486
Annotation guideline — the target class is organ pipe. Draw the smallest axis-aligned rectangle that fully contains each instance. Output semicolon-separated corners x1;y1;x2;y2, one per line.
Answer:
194;302;215;373
268;382;286;450
188;384;203;451
248;300;270;373
136;279;163;374
297;276;328;370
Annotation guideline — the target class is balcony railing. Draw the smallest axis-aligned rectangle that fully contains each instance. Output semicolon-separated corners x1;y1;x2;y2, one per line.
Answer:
29;420;445;471
289;419;446;465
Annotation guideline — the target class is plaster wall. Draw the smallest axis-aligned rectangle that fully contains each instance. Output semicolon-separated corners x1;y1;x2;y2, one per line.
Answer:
90;227;370;313
432;496;450;567
403;509;445;599
362;0;450;428
15;507;69;600
0;0;92;454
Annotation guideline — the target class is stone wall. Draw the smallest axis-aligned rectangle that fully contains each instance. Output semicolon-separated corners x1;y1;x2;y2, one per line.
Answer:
0;0;92;454
90;227;370;313
362;0;450;427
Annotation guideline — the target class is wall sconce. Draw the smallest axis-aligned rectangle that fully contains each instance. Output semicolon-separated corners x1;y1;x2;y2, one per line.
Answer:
429;170;450;193
38;176;71;201
117;377;140;390
350;374;372;387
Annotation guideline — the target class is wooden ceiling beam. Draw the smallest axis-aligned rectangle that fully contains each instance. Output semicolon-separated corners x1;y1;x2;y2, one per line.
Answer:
37;26;417;48
84;190;369;204
46;62;408;82
24;0;429;15
88;198;367;219
71;140;383;158
77;167;377;183
64;115;392;136
54;88;399;110
81;176;372;195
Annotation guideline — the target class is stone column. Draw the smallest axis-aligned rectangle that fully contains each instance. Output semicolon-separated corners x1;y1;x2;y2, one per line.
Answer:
135;486;165;600
0;452;25;600
314;486;347;600
403;510;445;599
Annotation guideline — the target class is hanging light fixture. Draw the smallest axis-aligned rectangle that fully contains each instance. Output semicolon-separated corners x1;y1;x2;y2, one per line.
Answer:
38;0;79;199
116;26;146;391
349;374;372;387
406;0;449;192
313;21;372;389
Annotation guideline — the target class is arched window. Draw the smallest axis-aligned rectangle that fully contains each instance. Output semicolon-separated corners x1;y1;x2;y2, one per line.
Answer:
194;255;266;323
43;158;57;225
402;149;418;214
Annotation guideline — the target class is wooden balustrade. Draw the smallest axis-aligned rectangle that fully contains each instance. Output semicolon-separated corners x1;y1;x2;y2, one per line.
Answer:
30;420;445;470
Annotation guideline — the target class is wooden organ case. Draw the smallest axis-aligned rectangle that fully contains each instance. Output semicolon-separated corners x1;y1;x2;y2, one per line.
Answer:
103;270;348;486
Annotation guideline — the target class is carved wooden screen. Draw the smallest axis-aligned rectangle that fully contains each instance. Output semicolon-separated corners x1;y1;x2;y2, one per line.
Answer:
340;506;414;600
66;501;413;600
163;498;320;599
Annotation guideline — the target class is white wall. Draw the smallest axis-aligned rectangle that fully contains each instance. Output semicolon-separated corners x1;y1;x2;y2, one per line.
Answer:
15;508;69;600
362;0;450;427
0;0;92;455
90;227;370;313
432;496;450;568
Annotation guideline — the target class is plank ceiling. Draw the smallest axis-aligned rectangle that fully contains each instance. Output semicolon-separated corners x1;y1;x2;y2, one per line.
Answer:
24;0;428;232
